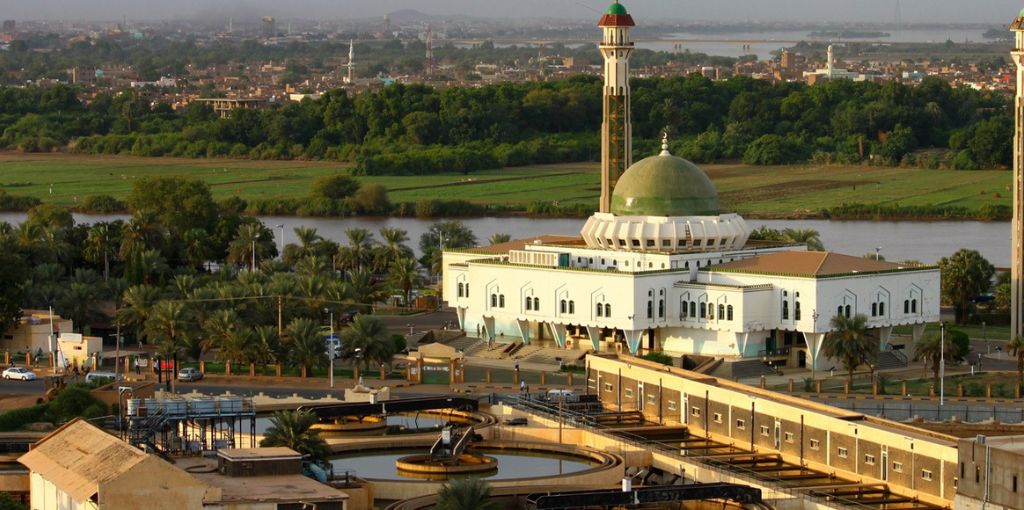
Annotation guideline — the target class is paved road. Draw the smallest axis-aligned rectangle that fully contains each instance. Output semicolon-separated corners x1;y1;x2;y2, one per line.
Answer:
0;378;43;396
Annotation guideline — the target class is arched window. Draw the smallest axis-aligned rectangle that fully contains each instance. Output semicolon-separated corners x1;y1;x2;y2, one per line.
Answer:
596;303;603;317
904;300;910;314
911;299;917;313
646;301;653;319
844;305;851;318
700;302;707;319
718;304;725;321
605;304;611;317
837;305;843;317
782;301;789;320
727;305;734;321
658;299;665;319
682;301;689;318
795;301;801;320
491;294;497;307
458;283;464;297
871;303;877;317
534;297;540;310
879;302;885;316
560;300;567;313
690;301;697;318
499;295;505;308
525;297;532;310
569;301;575;314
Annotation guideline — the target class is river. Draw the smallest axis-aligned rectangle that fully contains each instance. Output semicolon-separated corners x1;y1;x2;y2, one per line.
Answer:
0;213;1009;267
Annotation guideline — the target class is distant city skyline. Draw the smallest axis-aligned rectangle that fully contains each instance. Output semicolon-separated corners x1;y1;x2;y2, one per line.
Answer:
2;0;1020;24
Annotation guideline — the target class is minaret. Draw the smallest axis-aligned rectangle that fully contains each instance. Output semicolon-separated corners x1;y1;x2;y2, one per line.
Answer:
425;25;434;76
826;44;834;75
347;40;355;84
598;2;635;213
1010;10;1024;339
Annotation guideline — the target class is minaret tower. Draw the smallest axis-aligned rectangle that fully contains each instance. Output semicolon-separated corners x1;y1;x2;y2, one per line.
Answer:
1010;10;1024;339
347;40;355;84
425;25;434;76
598;2;635;213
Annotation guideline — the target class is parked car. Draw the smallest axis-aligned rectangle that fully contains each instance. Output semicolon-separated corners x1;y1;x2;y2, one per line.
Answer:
2;367;37;381
177;367;203;382
85;371;121;384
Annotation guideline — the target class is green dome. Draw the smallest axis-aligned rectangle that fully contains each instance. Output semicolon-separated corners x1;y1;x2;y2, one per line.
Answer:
606;2;628;15
611;149;720;217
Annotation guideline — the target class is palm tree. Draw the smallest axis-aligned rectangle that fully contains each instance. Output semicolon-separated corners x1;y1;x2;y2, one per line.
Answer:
259;410;330;463
117;285;160;343
182;228;212;271
251;325;282;367
201;309;240;355
285;318;326;377
379;227;413;266
145;301;190;356
84;223;116;281
488;233;511;245
389;256;421;307
58;282;103;333
337;228;374;272
914;332;954;389
227;223;264;271
435;477;496;510
1008;336;1024;392
283;227;322;265
781;228;824;251
822;313;871;385
342;315;395;371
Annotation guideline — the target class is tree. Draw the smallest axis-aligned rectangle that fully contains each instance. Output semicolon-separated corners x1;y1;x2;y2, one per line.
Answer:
1009;336;1024;392
83;223;116;281
337;228;375;272
342;315;395;371
144;301;190;356
116;285;160;343
389;257;421;307
419;221;477;272
435;477;496;510
285;318;326;377
126;177;218;238
822;314;872;385
914;332;954;389
488;233;511;245
227;222;277;271
378;227;413;268
938;249;995;324
781;228;823;251
310;175;360;201
259;410;330;463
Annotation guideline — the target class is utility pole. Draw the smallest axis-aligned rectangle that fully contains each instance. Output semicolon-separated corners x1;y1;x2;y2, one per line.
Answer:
940;322;946;406
277;296;284;337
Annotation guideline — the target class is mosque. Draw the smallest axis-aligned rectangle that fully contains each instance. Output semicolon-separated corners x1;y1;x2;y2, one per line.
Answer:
441;2;939;374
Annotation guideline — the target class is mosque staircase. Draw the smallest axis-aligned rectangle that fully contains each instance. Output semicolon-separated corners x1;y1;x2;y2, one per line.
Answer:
711;359;777;381
875;350;909;371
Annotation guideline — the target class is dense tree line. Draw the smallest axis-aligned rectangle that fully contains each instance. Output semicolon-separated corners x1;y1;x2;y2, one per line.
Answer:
0;74;1012;172
0;177;482;375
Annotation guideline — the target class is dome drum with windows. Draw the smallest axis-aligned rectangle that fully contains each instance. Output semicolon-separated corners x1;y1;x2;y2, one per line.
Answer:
581;135;750;252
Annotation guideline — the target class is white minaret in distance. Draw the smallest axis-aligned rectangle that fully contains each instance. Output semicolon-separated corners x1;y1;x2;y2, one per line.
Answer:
827;44;835;75
598;2;635;213
347;40;355;84
1011;10;1024;339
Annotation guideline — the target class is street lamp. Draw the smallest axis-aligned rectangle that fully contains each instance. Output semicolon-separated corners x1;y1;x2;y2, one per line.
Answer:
276;224;285;259
325;308;335;389
251;232;261;272
940;321;946;406
810;309;820;379
875;247;882;261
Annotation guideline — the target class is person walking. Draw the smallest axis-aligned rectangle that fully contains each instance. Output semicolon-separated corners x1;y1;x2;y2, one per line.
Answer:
133;357;140;375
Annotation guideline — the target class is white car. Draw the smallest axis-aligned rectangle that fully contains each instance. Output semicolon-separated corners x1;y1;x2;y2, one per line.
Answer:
2;367;37;381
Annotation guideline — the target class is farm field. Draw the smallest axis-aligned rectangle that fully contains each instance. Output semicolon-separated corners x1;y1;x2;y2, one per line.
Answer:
0;152;1010;218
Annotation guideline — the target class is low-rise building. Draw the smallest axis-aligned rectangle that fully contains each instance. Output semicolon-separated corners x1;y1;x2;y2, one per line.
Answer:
956;435;1024;510
0;310;72;355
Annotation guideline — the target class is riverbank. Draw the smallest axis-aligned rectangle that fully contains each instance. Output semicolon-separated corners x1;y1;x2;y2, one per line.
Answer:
0;152;1011;221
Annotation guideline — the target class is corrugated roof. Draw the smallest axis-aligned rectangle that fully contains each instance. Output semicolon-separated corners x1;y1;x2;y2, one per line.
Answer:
709;251;913;277
19;419;149;503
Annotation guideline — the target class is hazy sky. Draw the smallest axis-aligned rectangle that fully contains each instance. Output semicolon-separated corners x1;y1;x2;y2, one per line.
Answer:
2;0;1021;24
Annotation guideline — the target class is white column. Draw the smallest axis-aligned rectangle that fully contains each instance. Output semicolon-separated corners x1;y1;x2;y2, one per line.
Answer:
515;320;532;345
548;323;568;349
802;332;826;373
586;326;603;352
624;330;644;356
878;326;893;351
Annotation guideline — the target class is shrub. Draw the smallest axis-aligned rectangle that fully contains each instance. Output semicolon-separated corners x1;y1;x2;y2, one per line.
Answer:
639;352;673;366
0;405;47;432
78;194;126;213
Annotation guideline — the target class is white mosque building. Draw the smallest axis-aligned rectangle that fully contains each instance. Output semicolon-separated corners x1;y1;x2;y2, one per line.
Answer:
440;3;939;373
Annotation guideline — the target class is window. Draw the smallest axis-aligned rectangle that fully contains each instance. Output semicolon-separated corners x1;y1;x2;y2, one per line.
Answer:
871;303;877;317
458;283;464;297
691;407;701;417
784;432;794;443
668;400;677;411
713;413;722;424
727;305;734;321
700;302;707;319
809;439;820;450
560;300;567;313
605;304;611;317
708;306;714;320
647;301;653;319
921;470;933;481
837;305;843;317
845;305;851;318
624;388;634;398
682;301;689;318
718;304;725;321
904;299;910;314
690;301;696;318
533;297;540;310
761;426;770;436
838;447;848;459
526;297;532;310
658;299;665;319
879;302;885;315
569;300;575;314
603;383;612;393
911;299;917;313
1014;475;1018;493
499;295;505;308
782;301;789;320
865;454;875;465
893;462;903;473
646;394;656;405
491;294;497;307
735;419;745;429
795;301;801;320
596;303;603;317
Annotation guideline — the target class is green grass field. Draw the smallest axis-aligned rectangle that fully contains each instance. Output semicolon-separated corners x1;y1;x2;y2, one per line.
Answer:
0;153;1011;217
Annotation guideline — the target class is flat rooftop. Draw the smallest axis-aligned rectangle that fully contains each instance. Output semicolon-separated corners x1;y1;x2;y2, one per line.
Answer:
176;457;348;504
217;447;300;461
962;435;1024;453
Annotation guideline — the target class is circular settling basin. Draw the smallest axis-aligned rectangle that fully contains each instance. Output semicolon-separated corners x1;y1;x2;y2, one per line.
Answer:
255;411;471;436
331;444;599;481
